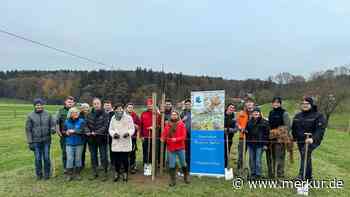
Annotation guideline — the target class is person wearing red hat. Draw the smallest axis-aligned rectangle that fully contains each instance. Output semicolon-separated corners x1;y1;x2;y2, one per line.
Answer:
140;98;160;174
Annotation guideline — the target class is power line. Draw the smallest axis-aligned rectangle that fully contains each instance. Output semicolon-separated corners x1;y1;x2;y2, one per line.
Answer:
0;28;107;66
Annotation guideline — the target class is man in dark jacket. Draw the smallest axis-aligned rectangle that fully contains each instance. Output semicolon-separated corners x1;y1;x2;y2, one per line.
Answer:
267;97;291;178
180;99;192;170
85;98;110;181
224;103;237;168
25;98;55;180
292;97;326;180
246;107;270;180
126;103;141;174
104;100;115;169
56;96;75;173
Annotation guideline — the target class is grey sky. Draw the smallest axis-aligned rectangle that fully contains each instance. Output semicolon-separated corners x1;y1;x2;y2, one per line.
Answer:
1;0;350;79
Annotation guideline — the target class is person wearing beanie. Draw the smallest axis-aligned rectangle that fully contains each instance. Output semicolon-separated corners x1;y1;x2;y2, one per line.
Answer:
140;98;161;175
109;104;135;182
161;110;189;187
267;97;291;178
63;107;86;181
246;107;270;180
56;96;76;174
224;103;238;168
292;97;326;180
25;98;55;180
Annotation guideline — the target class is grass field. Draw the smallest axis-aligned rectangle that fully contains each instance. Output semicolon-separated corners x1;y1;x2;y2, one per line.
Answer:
0;100;349;196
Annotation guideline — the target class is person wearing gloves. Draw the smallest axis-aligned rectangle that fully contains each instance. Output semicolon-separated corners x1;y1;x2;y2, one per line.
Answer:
161;111;190;187
224;103;237;168
25;98;55;180
292;97;326;180
109;104;135;182
63;107;86;181
246;107;270;180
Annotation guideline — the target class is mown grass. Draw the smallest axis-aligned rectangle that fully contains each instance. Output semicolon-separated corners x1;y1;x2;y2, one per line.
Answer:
0;101;349;196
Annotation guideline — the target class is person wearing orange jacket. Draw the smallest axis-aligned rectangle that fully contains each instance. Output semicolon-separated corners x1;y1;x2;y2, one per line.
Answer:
161;110;190;187
236;98;255;171
140;98;161;174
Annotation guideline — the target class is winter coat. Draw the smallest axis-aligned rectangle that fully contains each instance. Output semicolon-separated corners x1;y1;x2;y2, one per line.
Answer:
246;117;270;147
109;113;135;152
84;109;110;144
56;107;69;132
180;110;191;135
292;109;326;148
25;110;55;144
64;118;86;146
140;110;160;138
161;120;187;152
224;112;237;134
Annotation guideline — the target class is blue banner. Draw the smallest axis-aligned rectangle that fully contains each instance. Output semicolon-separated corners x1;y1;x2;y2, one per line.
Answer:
190;90;225;177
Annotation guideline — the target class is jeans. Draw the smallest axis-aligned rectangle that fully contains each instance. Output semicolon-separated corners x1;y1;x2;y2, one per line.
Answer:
167;149;187;169
66;145;84;169
298;143;314;180
59;137;67;169
88;142;108;172
113;152;130;173
33;141;51;178
248;145;263;177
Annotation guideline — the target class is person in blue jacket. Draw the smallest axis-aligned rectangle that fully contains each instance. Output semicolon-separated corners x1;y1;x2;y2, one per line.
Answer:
64;107;86;181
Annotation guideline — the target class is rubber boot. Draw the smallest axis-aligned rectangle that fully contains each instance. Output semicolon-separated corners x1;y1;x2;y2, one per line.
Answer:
75;167;82;181
66;168;73;181
182;167;190;184
89;168;98;180
169;168;176;187
122;172;128;182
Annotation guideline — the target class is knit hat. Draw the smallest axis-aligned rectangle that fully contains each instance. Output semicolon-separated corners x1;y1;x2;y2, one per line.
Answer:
304;97;314;106
272;96;282;104
80;103;90;110
33;98;45;106
67;107;80;119
252;107;261;113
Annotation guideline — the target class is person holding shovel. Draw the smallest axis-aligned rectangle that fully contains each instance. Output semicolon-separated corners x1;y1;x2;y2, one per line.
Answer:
25;98;55;180
292;97;326;180
161;110;190;187
63;107;86;181
224;103;237;168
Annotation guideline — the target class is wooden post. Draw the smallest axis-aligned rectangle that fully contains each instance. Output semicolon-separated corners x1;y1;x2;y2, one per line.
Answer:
151;93;157;181
159;93;165;175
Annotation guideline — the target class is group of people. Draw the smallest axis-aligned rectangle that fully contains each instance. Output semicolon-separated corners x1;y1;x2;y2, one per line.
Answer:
224;96;326;181
25;94;326;187
25;96;192;186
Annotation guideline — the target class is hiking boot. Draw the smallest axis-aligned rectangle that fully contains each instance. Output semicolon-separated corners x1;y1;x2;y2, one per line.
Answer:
122;172;128;182
182;167;190;184
66;169;73;181
89;169;98;181
101;171;108;182
113;172;120;182
168;168;176;187
75;168;82;181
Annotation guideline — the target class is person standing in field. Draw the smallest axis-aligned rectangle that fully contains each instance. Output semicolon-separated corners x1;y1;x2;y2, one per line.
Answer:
180;99;192;171
246;108;270;180
140;98;160;174
161;111;190;187
109;104;135;182
63;107;86;181
79;103;90;169
25;98;55;180
224;103;238;168
125;103;141;174
266;97;291;178
85;98;110;181
104;100;115;169
236;98;255;171
292;97;326;180
56;96;76;174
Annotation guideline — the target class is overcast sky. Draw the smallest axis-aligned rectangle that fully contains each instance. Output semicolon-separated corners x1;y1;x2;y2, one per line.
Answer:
1;0;350;79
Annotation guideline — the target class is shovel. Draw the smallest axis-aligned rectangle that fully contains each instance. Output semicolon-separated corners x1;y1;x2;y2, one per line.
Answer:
225;133;233;180
144;130;152;176
297;132;312;196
